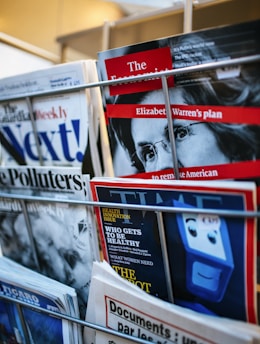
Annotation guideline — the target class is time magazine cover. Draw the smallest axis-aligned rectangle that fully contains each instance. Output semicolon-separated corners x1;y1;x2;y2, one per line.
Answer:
90;177;258;324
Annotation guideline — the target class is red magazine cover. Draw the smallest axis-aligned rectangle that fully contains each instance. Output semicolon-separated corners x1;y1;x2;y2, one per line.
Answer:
90;177;258;324
97;20;260;184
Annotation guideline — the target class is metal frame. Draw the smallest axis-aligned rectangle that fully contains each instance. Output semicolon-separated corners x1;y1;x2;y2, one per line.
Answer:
0;53;259;342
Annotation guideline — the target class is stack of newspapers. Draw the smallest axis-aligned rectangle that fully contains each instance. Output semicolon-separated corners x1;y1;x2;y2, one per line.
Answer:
0;165;100;321
0;256;82;344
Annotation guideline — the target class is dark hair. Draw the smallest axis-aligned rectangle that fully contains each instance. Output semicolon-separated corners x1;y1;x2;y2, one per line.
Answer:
207;123;260;161
110;92;148;172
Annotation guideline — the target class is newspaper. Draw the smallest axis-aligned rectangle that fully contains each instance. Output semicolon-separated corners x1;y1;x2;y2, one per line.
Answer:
0;165;100;319
84;260;260;344
0;60;105;177
0;256;81;344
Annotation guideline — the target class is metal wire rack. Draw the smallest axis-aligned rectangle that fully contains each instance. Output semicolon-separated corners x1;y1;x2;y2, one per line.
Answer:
0;53;260;343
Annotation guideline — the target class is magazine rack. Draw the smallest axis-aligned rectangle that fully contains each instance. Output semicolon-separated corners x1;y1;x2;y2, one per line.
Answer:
0;53;260;343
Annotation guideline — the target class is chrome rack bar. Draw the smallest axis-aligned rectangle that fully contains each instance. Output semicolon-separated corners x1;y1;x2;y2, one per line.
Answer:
1;192;259;219
0;54;259;102
156;210;174;303
161;75;180;180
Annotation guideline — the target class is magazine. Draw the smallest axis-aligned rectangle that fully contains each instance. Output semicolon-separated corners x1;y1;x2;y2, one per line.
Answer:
0;256;81;344
90;177;258;324
84;260;260;344
97;19;260;182
0;60;105;177
0;165;100;319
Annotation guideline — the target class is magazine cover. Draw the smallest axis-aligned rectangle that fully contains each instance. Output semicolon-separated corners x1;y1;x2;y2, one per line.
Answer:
97;19;260;182
0;256;80;344
0;60;104;177
0;165;99;319
90;177;258;324
84;261;259;344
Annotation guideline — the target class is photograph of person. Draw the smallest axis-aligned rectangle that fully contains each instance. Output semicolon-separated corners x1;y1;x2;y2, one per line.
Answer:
110;78;260;175
103;29;260;177
27;207;94;319
0;211;36;270
0;204;95;319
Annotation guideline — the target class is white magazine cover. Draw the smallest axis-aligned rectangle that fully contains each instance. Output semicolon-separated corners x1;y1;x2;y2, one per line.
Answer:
0;60;104;177
0;165;100;319
84;261;258;344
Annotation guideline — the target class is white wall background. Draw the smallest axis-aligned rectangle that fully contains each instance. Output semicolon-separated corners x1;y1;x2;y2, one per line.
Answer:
0;43;54;79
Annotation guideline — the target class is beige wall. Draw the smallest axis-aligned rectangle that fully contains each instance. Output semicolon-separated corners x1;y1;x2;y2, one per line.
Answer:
0;0;259;63
0;0;124;58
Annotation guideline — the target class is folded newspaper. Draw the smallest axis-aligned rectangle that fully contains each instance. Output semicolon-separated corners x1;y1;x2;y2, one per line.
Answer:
0;165;100;319
0;59;111;177
0;256;82;344
84;260;260;344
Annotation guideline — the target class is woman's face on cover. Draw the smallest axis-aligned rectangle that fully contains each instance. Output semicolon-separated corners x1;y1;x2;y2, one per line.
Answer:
131;89;229;171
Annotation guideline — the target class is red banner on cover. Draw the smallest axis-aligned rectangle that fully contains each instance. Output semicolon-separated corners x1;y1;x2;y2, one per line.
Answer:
125;160;260;194
105;47;174;96
106;104;260;123
127;160;259;180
